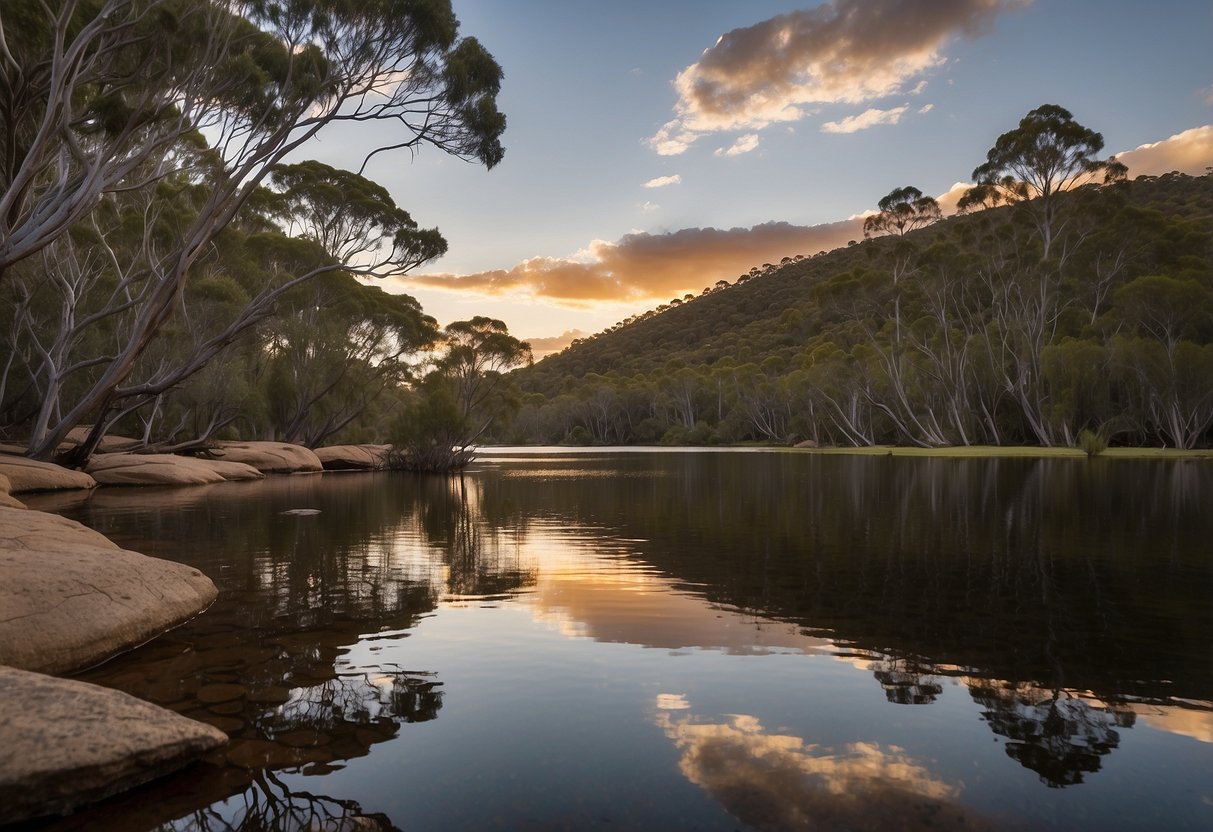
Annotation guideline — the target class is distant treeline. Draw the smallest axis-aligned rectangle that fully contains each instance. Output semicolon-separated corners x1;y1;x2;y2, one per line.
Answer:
500;170;1213;449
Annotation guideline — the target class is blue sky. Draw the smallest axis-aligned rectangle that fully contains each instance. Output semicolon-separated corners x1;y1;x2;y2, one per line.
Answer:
311;0;1213;353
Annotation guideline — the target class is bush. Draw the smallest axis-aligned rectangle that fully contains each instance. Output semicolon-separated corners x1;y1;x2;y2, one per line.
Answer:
1076;428;1107;457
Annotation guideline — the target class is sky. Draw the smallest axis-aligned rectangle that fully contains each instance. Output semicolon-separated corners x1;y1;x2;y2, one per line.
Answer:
307;0;1213;356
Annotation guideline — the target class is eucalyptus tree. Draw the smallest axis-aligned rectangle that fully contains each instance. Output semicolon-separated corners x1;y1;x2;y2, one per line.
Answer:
391;317;531;470
0;0;506;461
1107;274;1213;448
441;317;532;428
264;274;438;447
0;0;232;275
12;160;450;460
863;186;942;239
960;104;1125;260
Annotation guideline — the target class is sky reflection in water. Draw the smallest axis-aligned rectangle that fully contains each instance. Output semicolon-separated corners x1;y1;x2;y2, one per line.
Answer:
24;452;1213;831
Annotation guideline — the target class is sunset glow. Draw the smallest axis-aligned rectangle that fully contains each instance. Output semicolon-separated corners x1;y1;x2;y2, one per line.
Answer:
302;1;1213;350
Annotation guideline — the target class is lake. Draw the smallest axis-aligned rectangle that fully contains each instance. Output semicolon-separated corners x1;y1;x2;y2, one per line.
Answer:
21;449;1213;831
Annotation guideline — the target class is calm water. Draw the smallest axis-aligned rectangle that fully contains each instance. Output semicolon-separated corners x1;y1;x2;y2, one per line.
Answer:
21;450;1213;831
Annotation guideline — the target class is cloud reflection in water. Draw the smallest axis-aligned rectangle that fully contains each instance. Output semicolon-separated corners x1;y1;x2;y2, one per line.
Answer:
654;695;994;832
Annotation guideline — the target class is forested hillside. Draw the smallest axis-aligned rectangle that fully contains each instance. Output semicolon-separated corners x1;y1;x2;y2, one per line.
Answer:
503;170;1213;448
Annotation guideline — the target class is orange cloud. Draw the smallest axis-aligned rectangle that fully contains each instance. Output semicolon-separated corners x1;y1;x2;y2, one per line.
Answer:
1115;125;1213;178
402;220;863;304
525;329;588;359
649;0;1029;154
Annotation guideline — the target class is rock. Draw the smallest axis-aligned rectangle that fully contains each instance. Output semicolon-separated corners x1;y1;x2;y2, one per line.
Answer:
0;454;97;494
85;453;263;486
0;473;24;510
0;665;227;824
794;439;820;449
0;507;218;675
199;458;267;481
196;683;245;704
212;441;323;474
314;444;391;471
63;426;142;453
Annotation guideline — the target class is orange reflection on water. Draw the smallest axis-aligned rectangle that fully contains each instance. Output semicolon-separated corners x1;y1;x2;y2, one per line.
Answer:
524;538;833;655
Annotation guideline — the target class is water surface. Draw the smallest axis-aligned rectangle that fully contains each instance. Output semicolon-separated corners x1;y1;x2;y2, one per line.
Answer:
23;450;1213;831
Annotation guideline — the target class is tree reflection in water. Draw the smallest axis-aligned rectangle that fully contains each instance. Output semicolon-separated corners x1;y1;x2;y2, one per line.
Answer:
153;770;398;832
29;473;530;831
869;657;945;705
21;454;1213;828
969;681;1133;788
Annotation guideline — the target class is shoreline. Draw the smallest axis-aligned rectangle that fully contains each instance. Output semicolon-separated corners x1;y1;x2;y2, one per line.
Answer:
476;443;1213;460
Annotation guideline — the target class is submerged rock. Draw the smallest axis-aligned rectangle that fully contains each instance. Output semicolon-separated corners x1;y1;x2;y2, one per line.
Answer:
314;444;391;470
0;666;227;824
0;454;97;494
212;441;323;474
0;507;217;675
85;453;264;486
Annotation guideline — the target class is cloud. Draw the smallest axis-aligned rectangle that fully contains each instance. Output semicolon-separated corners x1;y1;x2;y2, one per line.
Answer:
1114;125;1213;177
639;200;660;213
933;181;976;215
821;105;909;134
648;0;1030;154
643;174;683;189
524;329;587;359
401;219;862;304
715;133;761;156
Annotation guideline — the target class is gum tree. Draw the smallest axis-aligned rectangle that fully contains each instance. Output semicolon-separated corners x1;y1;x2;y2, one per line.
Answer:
960;104;1125;260
0;0;506;461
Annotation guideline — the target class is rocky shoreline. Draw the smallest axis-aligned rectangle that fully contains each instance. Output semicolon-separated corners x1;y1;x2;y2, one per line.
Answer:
0;441;390;825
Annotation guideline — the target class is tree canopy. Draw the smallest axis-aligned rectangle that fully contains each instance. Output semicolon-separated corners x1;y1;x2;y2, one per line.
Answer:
0;0;506;461
960;104;1126;258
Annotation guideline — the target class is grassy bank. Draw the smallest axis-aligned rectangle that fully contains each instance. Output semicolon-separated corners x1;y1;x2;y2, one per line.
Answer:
800;445;1213;460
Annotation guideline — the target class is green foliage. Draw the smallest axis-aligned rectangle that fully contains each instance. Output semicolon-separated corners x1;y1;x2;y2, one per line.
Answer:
1076;428;1107;457
504;171;1213;450
961;104;1126;259
863;186;942;238
386;317;529;469
0;0;507;461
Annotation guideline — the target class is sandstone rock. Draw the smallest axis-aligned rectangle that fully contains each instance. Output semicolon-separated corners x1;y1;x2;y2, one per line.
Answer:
63;426;142;453
85;453;263;486
199;458;267;481
0;454;97;494
0;666;227;824
0;473;24;510
212;441;323;474
314;444;391;470
0;507;218;675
